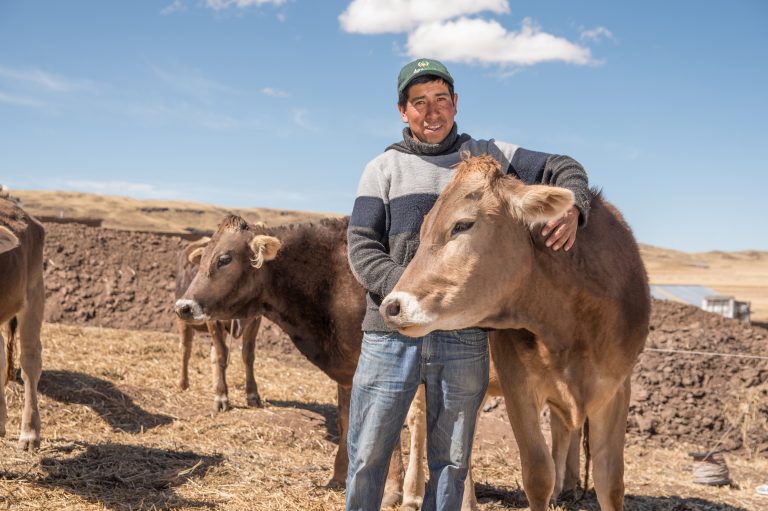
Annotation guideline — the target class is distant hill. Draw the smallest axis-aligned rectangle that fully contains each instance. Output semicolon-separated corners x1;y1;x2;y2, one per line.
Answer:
10;188;768;321
12;189;336;238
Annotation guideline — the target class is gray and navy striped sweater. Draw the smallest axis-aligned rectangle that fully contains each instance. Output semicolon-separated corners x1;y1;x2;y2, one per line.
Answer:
348;129;591;332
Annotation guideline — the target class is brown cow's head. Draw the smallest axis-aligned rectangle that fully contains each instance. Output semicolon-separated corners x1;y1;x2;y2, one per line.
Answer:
174;215;280;321
380;154;574;336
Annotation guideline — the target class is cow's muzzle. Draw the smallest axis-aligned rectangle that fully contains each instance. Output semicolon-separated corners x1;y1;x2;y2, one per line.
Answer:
174;299;209;322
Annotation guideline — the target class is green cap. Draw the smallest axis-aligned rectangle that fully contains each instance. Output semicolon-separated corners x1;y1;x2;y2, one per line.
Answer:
397;58;453;94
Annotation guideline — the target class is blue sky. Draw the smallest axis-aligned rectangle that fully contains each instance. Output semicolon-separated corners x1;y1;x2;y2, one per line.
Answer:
1;1;766;252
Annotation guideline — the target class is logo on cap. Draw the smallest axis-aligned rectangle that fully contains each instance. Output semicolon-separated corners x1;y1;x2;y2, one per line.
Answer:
418;61;430;68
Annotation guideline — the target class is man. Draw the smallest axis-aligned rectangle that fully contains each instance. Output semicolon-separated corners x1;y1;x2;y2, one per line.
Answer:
345;58;591;511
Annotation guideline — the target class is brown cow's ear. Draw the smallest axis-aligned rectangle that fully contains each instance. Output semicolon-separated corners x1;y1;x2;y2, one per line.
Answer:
187;246;206;265
0;225;20;255
185;236;211;264
249;235;282;269
506;184;574;225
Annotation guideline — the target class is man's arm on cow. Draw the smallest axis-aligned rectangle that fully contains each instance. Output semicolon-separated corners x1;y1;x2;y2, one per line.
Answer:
508;149;590;252
347;166;404;298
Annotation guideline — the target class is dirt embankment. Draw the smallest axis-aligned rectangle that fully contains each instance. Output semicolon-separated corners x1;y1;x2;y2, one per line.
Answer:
38;220;768;454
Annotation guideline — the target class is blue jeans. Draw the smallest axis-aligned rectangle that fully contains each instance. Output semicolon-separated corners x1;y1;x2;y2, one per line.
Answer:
346;329;489;511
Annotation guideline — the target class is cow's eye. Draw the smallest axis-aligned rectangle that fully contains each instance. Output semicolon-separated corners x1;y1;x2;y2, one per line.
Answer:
217;254;232;267
451;221;474;236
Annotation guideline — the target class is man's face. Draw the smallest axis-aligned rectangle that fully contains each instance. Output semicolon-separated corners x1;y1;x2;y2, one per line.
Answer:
398;80;458;145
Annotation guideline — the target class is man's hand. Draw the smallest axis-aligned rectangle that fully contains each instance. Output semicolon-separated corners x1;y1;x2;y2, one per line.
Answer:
541;205;579;252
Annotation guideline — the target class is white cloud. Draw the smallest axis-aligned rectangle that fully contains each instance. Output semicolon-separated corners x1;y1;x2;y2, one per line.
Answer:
406;17;593;66
0;65;97;93
340;0;509;34
292;109;317;131
161;0;186;15
0;90;46;109
581;26;614;42
205;0;286;10
151;65;235;103
260;87;289;98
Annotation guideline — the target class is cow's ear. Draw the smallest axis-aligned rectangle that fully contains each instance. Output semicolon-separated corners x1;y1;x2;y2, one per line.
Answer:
505;183;574;226
185;236;211;264
249;235;282;269
187;246;206;265
0;225;20;255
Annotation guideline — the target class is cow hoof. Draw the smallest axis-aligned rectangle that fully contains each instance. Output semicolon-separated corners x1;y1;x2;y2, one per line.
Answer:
212;396;229;414
17;434;39;451
382;490;403;508
179;379;189;391
246;393;263;408
324;477;345;489
400;499;421;511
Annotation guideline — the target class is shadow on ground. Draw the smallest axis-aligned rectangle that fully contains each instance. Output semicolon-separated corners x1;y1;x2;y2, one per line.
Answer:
35;369;174;433
475;483;751;510
267;399;339;443
2;441;224;510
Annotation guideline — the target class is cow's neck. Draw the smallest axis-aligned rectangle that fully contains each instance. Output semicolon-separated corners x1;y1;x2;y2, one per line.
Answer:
253;225;338;364
491;242;582;353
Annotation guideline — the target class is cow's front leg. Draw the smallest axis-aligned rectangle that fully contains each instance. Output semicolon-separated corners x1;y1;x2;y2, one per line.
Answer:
241;317;262;407
328;383;351;488
588;376;631;511
401;384;426;511
177;318;193;391
17;280;44;450
207;322;229;413
490;336;553;511
0;332;6;437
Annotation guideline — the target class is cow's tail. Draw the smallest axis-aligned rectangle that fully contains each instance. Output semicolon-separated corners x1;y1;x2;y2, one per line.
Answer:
579;418;591;501
4;317;17;385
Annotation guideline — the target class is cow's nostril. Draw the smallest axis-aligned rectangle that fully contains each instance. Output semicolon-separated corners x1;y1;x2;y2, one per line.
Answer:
385;301;401;318
176;304;191;317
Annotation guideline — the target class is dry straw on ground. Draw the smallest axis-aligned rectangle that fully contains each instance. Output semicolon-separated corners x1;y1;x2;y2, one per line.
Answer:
1;322;767;510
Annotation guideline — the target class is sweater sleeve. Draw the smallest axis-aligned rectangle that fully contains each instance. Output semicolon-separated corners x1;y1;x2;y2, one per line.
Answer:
509;148;591;225
347;165;405;299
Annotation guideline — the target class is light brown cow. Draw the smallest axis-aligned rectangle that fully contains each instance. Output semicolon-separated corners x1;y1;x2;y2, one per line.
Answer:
175;237;263;413
0;197;45;450
381;155;649;511
174;216;407;504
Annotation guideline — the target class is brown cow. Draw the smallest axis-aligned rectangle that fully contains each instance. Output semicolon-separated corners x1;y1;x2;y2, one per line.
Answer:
381;155;649;511
175;237;263;413
0;197;45;450
174;216;407;503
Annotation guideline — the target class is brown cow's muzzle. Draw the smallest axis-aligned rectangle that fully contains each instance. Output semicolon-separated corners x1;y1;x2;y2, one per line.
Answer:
379;291;435;337
175;299;209;322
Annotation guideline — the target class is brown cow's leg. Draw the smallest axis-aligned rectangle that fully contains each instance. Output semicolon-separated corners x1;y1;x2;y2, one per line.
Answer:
178;318;194;391
401;384;426;511
588;377;631;511
17;277;43;450
207;321;229;413
0;332;6;437
241;317;262;407
490;337;553;511
382;435;405;508
460;393;486;511
328;383;351;488
564;424;582;494
550;409;576;500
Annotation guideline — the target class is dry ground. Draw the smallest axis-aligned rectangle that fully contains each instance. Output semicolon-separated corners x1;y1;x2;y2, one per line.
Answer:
1;323;766;511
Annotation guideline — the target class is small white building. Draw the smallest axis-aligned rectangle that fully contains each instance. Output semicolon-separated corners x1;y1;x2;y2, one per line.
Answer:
650;284;751;323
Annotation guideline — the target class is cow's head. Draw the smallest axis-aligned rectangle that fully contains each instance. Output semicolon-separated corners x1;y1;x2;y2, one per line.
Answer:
174;216;280;321
0;225;20;255
380;154;574;336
